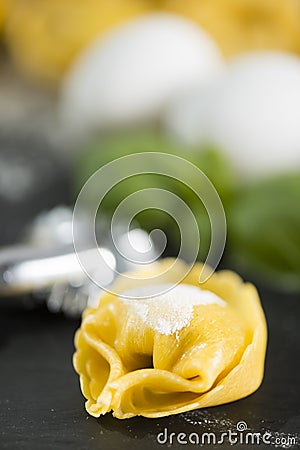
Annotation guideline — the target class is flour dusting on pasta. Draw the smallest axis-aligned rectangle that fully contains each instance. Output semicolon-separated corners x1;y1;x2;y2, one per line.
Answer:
119;284;226;336
74;259;267;419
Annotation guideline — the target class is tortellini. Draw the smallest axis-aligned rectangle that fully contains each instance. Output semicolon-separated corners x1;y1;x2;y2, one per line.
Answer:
4;0;154;82
162;0;300;57
73;259;267;419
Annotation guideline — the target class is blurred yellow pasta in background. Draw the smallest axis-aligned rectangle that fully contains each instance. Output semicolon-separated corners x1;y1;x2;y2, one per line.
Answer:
2;0;300;83
4;0;155;82
0;0;9;32
162;0;300;56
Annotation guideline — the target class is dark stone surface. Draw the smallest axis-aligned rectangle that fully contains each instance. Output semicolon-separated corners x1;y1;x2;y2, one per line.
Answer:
0;289;299;450
0;135;71;246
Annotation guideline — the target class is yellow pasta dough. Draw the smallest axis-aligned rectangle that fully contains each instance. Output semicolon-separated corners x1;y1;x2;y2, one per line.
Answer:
162;0;300;57
73;259;267;419
4;0;155;83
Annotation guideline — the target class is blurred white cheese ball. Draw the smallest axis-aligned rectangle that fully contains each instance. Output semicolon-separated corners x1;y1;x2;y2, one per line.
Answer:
165;52;300;178
61;13;224;135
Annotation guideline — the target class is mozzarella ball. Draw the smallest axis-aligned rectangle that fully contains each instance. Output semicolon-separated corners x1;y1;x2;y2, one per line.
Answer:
61;13;224;136
165;52;300;178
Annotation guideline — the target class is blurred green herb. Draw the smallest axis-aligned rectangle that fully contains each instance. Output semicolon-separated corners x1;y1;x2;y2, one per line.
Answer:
73;131;300;293
73;131;235;260
228;172;300;292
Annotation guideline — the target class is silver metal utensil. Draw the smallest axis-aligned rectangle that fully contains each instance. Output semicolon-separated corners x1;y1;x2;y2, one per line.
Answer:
0;206;159;317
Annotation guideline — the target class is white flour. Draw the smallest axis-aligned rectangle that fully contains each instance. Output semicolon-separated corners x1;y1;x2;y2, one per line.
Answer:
119;283;226;336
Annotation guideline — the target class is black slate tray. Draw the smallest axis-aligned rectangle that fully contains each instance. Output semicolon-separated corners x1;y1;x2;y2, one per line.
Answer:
0;289;299;450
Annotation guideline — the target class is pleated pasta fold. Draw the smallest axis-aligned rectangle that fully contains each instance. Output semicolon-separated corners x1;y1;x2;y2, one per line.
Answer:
73;259;267;419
